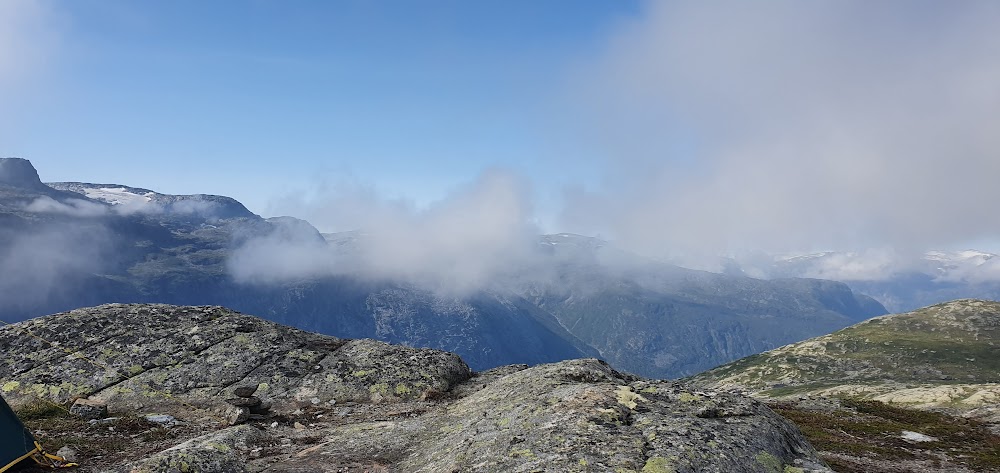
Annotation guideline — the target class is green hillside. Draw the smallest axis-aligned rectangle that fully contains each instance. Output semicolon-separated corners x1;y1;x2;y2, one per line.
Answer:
690;299;1000;402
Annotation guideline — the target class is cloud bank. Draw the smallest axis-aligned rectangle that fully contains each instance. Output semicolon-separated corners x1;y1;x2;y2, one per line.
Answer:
232;170;540;293
561;0;1000;260
24;196;110;217
0;223;114;314
234;1;1000;288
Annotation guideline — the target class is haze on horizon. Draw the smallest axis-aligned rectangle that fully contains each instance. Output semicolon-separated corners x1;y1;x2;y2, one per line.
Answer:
3;1;1000;282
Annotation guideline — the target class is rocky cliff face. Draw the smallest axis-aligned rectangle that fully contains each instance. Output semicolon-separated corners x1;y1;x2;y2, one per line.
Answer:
1;304;831;472
0;157;46;189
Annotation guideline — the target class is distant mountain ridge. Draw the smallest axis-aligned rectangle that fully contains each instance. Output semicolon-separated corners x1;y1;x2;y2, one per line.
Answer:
732;250;1000;312
507;234;886;377
0;157;887;377
48;181;258;219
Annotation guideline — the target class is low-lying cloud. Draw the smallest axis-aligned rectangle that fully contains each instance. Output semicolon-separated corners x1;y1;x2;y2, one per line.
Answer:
231;170;540;293
24;196;110;217
560;0;1000;262
0;222;114;316
227;1;1000;289
24;193;232;219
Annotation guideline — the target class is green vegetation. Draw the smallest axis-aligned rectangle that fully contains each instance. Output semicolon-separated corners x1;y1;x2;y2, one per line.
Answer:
14;408;184;467
771;399;1000;472
13;398;70;421
691;299;1000;393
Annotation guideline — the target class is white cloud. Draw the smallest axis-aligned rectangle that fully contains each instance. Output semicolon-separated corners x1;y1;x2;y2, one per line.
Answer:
228;220;335;284
23;196;109;217
0;223;112;311
233;169;540;294
560;1;1000;263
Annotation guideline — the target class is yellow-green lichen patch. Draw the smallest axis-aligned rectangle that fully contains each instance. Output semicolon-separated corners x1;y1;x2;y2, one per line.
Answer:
368;383;389;395
678;392;701;403
641;456;675;473
598;407;624;424
206;442;231;452
2;381;20;393
510;448;535;458
439;423;463;434
616;385;649;410
352;370;370;377
755;452;782;473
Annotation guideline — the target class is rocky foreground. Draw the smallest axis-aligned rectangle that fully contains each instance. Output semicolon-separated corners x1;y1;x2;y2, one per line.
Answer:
1;304;830;472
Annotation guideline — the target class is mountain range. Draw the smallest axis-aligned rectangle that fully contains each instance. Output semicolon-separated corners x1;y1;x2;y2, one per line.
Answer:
730;250;1000;313
1;157;887;377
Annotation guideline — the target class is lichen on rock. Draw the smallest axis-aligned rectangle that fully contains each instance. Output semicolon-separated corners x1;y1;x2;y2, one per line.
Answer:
2;304;831;472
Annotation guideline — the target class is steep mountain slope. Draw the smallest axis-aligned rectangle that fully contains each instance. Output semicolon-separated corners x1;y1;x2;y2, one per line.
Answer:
0;159;595;370
690;299;1000;407
1;157;886;377
1;304;832;473
513;234;886;377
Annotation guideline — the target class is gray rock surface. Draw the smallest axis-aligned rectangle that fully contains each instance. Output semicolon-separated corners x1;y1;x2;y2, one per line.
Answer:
3;304;830;472
113;425;271;473
0;304;472;413
0;157;47;189
70;398;109;420
265;359;830;472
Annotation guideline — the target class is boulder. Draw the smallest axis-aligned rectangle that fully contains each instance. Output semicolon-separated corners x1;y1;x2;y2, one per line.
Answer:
225;396;261;408
0;304;473;412
233;385;258;398
119;425;270;473
69;398;108;420
224;405;250;426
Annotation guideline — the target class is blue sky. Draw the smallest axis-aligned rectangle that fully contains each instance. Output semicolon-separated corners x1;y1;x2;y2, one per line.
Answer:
3;0;639;215
4;1;1000;258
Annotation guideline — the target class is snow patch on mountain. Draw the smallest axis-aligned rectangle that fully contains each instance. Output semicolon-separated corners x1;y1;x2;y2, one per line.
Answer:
82;186;155;206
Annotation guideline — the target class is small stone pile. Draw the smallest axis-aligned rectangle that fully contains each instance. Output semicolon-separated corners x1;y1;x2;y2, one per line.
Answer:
224;384;272;425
